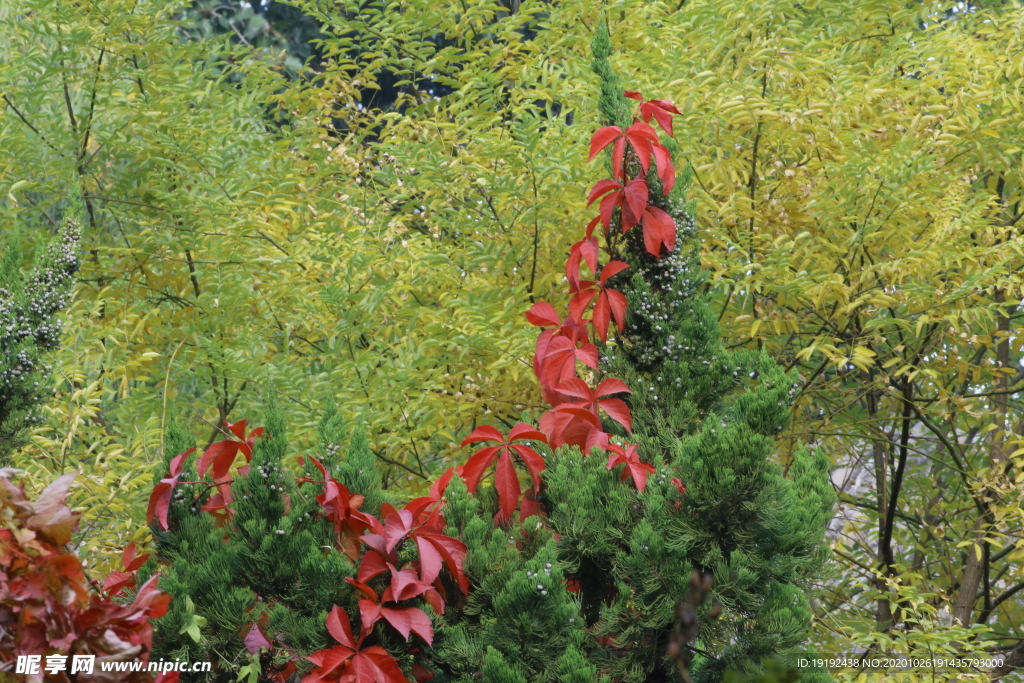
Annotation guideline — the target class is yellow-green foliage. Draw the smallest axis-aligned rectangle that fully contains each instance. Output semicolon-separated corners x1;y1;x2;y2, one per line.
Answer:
0;0;585;573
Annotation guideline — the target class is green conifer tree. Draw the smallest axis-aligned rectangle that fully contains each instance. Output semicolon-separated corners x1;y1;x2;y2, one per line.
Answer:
590;22;835;682
432;476;598;683
428;25;834;683
145;400;376;681
0;192;81;464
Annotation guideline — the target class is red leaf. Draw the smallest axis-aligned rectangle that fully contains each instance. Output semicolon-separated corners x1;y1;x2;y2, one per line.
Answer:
460;425;504;446
244;622;272;653
122;541;150;571
612;138;627;180
494;452;521;520
555;378;594;402
133;574;172;619
520;490;544;519
579;236;600;274
620;194;642;233
625;123;657;174
624;90;643;101
508;423;548;443
568;287;598;322
551;378;632;432
605;289;628;334
416;536;444;585
422;587;445;615
272;662;297;683
596;378;631;396
652;143;676;194
588;126;623;161
639;99;681;137
102;571;136;597
361;647;410;683
428;468;455;501
599;260;630;285
388;563;430;601
359;598;383;635
569;264;630;342
357;550;390;583
510;444;545;491
587;179;623;206
641;206;677;256
195;422;264;479
566;237;600;291
380;606;412;640
525;301;561;328
147;480;175;531
346;578;379;602
227;418;248;441
168;447;195;478
627;119;660;142
672;477;687;495
576;343;599;369
382;509;415;553
628;460;657;492
540;405;602;450
597;188;623;231
413;664;436;682
591;293;612;341
359;533;389;557
649;98;680;114
327;605;357;649
606;443;655;492
583;427;611;455
418;533;468;594
623;177;648;220
406;607;434;646
242;427;265;460
201;488;235;524
457;447;499;493
380;606;433;646
197;440;241;481
537;335;580;391
308;454;329;478
405;498;434;522
305;645;354;677
599;399;632;432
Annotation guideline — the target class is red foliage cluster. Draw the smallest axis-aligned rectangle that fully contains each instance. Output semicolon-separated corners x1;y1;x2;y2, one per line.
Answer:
102;542;151;597
306;464;467;682
304;606;407;683
459;91;683;512
458;424;546;520
299;455;372;561
0;471;170;682
146;419;263;533
146;425;465;682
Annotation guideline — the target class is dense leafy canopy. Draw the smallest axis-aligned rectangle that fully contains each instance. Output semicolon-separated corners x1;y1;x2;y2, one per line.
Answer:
4;0;1024;679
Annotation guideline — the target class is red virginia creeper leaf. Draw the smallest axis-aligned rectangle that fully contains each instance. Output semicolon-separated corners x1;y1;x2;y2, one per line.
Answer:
494;451;521;520
588;126;623;162
244;622;272;653
102;571;136;596
415;536;444;586
326;605;357;649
